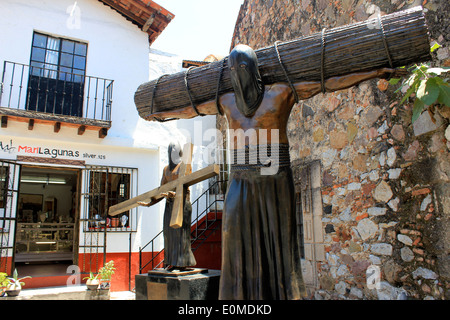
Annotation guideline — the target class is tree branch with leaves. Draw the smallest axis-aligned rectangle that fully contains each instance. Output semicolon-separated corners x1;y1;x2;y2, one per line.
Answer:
389;43;450;123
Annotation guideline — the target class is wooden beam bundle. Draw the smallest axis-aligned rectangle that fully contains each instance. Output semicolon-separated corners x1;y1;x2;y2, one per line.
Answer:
135;6;431;120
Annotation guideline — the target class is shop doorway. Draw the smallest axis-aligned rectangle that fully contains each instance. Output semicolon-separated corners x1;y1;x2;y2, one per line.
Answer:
14;165;80;279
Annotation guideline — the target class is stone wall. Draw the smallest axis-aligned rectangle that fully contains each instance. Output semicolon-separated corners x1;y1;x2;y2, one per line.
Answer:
228;0;449;300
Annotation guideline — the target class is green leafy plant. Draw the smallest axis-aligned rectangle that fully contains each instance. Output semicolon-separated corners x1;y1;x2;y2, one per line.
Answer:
83;272;99;281
83;272;100;290
9;269;31;286
0;272;9;287
0;272;8;296
98;260;115;281
389;43;450;122
6;269;31;293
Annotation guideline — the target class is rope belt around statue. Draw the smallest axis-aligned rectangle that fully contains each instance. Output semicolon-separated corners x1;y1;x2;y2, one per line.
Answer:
230;144;291;172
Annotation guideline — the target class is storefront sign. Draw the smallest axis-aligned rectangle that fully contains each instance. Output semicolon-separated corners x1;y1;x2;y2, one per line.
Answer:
0;139;106;160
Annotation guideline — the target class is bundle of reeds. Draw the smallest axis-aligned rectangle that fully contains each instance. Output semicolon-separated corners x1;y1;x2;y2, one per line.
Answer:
135;6;431;120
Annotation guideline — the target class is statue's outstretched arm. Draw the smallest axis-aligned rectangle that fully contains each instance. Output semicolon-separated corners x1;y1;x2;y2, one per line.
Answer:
146;99;222;121
293;68;407;101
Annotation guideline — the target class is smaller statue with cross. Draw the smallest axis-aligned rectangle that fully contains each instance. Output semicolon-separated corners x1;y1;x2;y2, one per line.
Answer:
137;141;196;270
109;141;220;271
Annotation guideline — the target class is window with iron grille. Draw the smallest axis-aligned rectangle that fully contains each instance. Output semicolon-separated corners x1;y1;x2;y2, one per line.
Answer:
27;32;88;117
81;166;137;233
0;161;21;274
0;165;9;210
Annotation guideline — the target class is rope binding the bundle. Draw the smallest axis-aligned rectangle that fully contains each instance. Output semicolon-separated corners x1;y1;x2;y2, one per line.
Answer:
184;66;205;116
274;40;299;103
378;14;394;68
214;59;225;115
149;73;178;122
320;28;327;94
150;73;167;116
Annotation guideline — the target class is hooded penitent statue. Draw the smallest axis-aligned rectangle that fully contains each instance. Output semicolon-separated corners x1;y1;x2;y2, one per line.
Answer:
139;141;196;270
163;142;196;269
144;43;405;299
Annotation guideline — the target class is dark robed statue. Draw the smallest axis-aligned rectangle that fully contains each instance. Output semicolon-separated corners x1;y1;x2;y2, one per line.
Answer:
147;44;404;299
138;142;196;270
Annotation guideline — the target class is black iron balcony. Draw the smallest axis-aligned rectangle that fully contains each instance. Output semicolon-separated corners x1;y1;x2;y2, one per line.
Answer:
0;61;113;137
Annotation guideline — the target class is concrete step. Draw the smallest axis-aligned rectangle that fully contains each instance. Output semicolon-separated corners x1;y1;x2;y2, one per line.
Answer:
2;285;135;300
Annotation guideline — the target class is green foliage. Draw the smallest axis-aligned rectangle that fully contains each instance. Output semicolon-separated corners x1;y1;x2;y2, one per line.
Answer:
83;272;99;281
389;43;450;122
0;272;9;287
98;260;115;280
8;269;32;287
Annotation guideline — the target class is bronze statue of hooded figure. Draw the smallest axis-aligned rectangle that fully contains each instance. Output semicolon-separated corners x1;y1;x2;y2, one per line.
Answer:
218;45;306;300
145;43;403;299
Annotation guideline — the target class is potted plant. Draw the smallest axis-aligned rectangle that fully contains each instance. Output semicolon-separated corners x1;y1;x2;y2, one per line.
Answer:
0;272;9;297
83;272;100;290
5;269;31;297
98;260;115;290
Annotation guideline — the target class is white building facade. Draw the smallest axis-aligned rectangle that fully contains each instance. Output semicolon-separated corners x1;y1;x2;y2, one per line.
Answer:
0;0;219;291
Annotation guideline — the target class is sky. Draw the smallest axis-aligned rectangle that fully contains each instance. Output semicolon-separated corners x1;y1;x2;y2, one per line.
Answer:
151;0;244;61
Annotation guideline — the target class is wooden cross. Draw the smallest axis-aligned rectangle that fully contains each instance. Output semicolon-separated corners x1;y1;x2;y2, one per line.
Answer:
108;144;219;228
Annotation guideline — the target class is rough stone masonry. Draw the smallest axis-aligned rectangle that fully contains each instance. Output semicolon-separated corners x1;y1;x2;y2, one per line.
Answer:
225;0;449;300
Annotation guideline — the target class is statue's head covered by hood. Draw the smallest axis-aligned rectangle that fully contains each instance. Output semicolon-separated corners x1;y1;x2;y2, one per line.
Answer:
228;44;264;117
168;141;182;170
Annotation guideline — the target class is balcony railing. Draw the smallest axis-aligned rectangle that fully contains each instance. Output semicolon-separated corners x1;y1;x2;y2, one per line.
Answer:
0;61;113;124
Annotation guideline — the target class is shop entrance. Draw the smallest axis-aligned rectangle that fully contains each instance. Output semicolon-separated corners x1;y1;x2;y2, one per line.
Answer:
15;165;80;279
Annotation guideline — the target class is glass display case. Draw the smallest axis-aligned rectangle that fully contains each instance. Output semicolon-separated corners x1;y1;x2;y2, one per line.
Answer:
15;222;75;262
